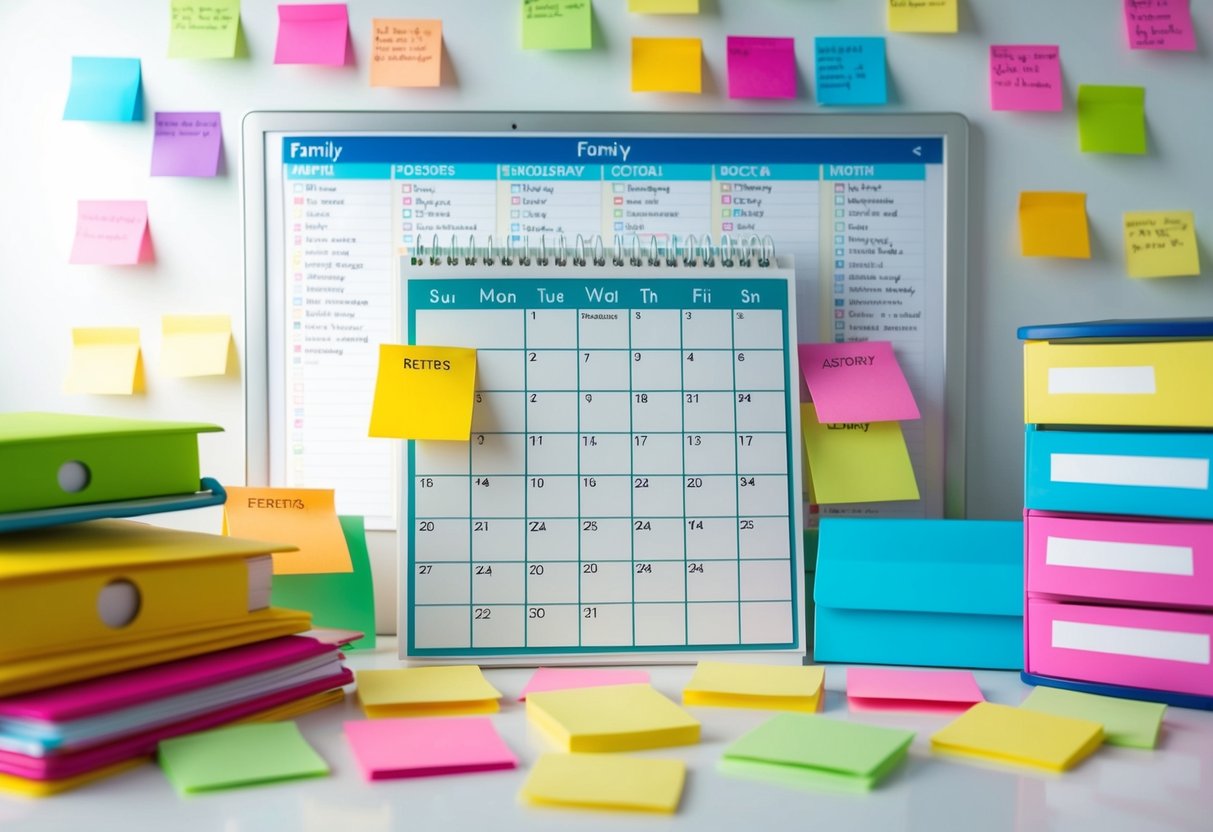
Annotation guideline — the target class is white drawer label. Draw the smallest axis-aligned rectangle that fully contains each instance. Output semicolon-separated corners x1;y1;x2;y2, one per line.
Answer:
1045;536;1195;576
1050;453;1210;490
1052;619;1210;665
1047;366;1156;395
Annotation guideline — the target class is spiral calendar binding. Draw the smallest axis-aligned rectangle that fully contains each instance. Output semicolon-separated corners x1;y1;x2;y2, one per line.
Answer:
410;233;779;269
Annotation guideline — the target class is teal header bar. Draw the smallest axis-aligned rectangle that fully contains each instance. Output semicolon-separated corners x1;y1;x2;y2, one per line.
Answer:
407;277;788;311
498;163;601;181
285;163;389;179
822;164;925;180
714;164;820;180
392;163;498;179
603;164;714;181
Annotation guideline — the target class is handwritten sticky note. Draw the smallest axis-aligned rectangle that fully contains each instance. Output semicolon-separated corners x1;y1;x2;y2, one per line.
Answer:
65;328;144;395
726;36;796;100
814;37;887;106
1019;192;1090;258
158;722;329;795
519;667;651;700
63;57;142;122
370;19;442;87
1124;0;1195;51
801;403;919;505
1124;211;1200;278
631;37;701;93
527;684;699;752
160;314;232;377
931;702;1103;773
989;45;1062;111
168;0;240;59
1020;687;1165;749
798;342;919;423
275;3;348;65
345;717;516;780
887;0;958;33
683;662;825;712
628;0;698;12
356;666;503;718
69;200;153;265
523;0;592;50
1077;85;1146;154
369;344;476;439
846;668;984;714
151;112;222;177
222;486;352;575
521;753;686;813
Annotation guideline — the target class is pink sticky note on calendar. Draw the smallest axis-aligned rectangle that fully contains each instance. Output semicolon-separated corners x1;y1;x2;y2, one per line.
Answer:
274;3;349;65
69;200;153;265
797;341;919;423
726;36;797;99
847;668;984;714
1124;0;1196;51
344;717;517;780
518;667;652;700
989;45;1062;112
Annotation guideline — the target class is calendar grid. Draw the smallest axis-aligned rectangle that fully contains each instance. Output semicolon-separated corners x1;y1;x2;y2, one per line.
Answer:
575;308;582;648
627;306;637;645
731;311;743;639
679;309;689;646
522;311;529;649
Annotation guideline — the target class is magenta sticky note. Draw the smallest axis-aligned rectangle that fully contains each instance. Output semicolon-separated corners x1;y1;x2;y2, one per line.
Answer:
343;717;517;780
1124;0;1196;51
989;45;1062;112
726;36;796;99
847;668;984;714
151;112;222;177
275;3;349;65
797;341;919;423
69;200;153;265
517;667;652;701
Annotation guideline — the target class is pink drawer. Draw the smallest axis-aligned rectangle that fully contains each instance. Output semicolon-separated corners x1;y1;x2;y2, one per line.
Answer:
1025;511;1213;609
1026;598;1213;697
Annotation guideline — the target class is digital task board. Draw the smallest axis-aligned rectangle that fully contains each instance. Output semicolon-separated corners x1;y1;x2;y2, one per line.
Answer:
398;259;805;663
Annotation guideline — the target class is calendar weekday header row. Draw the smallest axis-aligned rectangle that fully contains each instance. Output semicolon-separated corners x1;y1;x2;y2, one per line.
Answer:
407;278;790;311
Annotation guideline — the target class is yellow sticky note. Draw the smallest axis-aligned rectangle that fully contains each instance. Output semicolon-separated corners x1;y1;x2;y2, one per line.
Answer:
1019;192;1090;258
632;37;702;93
931;702;1103;773
888;0;958;33
527;684;700;752
683;661;825;712
161;314;232;377
800;403;919;504
1124;211;1201;278
369;344;476;440
370;19;442;87
222;486;352;575
521;753;686;814
64;327;145;395
629;0;698;12
355;666;503;718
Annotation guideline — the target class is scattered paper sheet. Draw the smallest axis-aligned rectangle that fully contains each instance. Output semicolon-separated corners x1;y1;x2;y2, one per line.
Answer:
522;0;592;50
989;45;1062;112
801;403;919;504
63;56;142;122
69;200;153;265
158;722;328;794
275;3;348;65
628;0;698;13
887;0;958;33
683;661;825;711
527;684;699;752
369;344;477;439
355;666;502;717
930;701;1103;772
522;753;685;813
1123;210;1200;278
726;36;796;100
222;486;352;575
631;37;701;93
64;328;144;395
1124;0;1195;51
1019;192;1091;258
814;37;887;106
846;667;984;713
1077;85;1146;154
798;341;919;423
168;0;240;59
160;314;232;377
370;19;442;87
151;112;222;177
519;667;651;700
1019;686;1165;749
344;716;516;780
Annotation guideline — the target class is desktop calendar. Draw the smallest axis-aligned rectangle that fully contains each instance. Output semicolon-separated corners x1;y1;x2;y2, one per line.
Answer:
398;254;805;663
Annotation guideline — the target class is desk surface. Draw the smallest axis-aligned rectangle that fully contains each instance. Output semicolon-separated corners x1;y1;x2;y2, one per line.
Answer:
4;640;1211;832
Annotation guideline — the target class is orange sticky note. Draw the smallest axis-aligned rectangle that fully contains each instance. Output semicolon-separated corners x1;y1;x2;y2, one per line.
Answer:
1019;192;1090;258
370;19;442;87
632;37;701;93
223;486;352;575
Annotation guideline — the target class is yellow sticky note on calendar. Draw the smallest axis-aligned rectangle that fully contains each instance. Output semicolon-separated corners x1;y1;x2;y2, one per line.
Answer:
887;0;958;33
64;327;145;395
632;38;702;93
369;344;476;440
1124;211;1200;278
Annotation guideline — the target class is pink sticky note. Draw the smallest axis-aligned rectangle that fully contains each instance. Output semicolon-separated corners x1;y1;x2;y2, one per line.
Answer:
989;45;1062;112
275;4;349;65
846;668;984;714
726;36;797;100
151;112;222;177
343;717;517;780
1124;0;1196;51
517;667;652;701
69;200;153;265
797;341;919;423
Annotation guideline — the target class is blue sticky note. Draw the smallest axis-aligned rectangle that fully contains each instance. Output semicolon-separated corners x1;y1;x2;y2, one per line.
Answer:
63;57;143;122
814;37;887;106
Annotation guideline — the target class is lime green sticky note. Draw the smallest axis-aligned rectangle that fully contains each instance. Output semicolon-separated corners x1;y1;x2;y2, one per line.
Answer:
1020;687;1165;749
271;515;377;650
801;403;919;504
1124;211;1201;278
158;722;329;794
721;714;914;792
1077;85;1146;154
168;0;240;59
523;0;592;50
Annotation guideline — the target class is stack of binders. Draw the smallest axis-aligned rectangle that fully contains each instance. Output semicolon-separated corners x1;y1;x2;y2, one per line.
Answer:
0;413;354;795
1019;320;1213;710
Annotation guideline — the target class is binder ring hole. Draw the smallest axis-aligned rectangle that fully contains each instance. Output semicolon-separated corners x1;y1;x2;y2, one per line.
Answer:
97;579;141;629
57;460;91;493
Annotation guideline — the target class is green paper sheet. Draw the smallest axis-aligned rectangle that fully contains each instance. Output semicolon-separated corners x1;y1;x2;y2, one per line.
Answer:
271;515;376;649
1020;687;1165;749
1077;85;1146;154
158;722;329;794
522;0;592;50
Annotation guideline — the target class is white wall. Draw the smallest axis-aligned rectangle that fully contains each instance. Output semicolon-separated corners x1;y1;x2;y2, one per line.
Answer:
2;0;1210;633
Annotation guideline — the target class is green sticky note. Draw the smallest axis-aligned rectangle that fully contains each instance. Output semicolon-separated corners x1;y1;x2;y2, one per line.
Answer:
720;714;914;792
1077;85;1146;154
1020;687;1165;749
158;722;329;794
169;0;240;59
271;515;376;649
522;0;592;50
